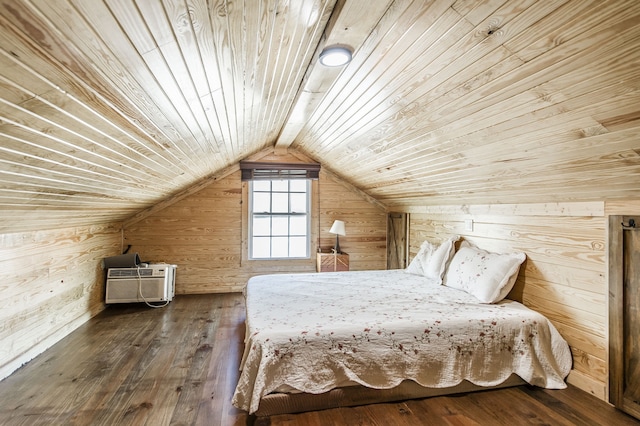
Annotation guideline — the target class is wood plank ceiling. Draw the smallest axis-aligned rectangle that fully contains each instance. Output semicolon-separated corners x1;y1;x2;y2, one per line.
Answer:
1;0;640;233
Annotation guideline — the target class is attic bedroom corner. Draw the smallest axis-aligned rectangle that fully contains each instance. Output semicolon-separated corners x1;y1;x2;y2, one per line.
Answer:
1;0;640;425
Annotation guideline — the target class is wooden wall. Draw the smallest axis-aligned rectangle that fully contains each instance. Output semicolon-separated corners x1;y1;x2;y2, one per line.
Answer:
0;224;122;381
406;202;608;399
123;161;387;294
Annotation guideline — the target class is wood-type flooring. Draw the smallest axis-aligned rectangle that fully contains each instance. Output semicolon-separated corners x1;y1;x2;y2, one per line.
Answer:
0;293;637;426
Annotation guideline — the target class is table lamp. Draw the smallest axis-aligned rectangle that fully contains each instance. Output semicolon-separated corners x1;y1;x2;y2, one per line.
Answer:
329;220;346;254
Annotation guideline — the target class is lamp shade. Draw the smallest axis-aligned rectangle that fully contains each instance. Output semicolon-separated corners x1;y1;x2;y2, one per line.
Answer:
329;220;346;236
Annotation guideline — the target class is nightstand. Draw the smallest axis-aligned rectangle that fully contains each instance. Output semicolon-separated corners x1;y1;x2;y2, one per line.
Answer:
316;251;349;272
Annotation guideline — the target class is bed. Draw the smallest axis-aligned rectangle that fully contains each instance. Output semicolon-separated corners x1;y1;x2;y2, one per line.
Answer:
232;239;573;416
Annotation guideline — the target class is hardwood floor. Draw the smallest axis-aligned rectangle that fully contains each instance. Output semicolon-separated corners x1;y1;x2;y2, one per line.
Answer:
0;293;637;426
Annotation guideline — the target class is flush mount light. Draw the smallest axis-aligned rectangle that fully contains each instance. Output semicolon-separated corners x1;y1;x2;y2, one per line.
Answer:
319;45;352;67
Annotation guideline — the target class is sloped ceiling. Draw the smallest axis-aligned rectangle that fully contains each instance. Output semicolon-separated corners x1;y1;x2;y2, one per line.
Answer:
1;0;640;234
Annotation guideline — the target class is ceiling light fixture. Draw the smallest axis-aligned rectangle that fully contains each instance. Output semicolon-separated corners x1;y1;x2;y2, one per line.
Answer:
319;45;352;67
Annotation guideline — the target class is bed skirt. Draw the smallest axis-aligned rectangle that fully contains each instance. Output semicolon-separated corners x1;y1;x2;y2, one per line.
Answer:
254;374;526;417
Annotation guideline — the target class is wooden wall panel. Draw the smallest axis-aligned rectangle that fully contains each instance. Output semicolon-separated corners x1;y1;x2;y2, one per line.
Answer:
606;199;640;215
317;173;388;270
406;202;608;400
0;224;122;381
123;165;387;294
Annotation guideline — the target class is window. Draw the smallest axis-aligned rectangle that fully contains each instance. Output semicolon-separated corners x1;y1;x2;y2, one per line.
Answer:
249;179;310;259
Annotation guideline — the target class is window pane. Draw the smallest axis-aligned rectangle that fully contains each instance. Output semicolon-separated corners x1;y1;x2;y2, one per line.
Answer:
272;193;289;213
253;216;271;236
272;216;288;236
271;237;289;257
289;180;307;192
271;180;288;192
289;237;307;257
290;216;307;235
253;192;271;213
253;181;271;191
248;179;311;260
290;193;307;213
252;237;270;258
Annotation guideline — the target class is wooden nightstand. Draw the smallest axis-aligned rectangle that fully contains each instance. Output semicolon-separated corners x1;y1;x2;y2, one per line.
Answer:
316;251;349;272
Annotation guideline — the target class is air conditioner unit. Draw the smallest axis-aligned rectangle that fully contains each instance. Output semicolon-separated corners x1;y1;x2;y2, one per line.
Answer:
105;264;176;304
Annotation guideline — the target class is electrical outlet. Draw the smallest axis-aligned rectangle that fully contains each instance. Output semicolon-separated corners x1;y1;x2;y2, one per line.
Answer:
464;219;474;232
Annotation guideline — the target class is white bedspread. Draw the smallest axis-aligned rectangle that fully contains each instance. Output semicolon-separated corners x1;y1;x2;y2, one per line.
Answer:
232;270;572;414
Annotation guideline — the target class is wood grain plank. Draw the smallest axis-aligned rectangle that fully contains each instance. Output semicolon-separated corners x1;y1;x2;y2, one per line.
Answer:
0;223;121;380
1;0;640;235
1;0;201;171
124;153;387;294
407;204;607;398
2;294;639;424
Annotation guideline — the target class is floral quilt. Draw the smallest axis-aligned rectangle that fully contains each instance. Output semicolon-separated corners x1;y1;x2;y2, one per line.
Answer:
232;270;572;414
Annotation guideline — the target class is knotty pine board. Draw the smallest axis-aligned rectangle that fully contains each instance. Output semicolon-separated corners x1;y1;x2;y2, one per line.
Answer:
124;167;387;294
0;223;122;381
407;201;608;400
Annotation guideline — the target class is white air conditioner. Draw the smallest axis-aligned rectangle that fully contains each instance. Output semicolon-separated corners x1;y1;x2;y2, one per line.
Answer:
105;264;176;304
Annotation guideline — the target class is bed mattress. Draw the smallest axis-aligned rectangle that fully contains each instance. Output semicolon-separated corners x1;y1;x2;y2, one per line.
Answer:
232;270;572;414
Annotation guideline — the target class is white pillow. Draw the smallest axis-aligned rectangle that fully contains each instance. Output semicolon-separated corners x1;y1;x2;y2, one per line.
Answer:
443;241;526;303
405;240;432;276
406;236;459;283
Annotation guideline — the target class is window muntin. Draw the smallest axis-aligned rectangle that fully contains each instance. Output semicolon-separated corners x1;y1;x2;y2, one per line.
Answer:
249;179;310;259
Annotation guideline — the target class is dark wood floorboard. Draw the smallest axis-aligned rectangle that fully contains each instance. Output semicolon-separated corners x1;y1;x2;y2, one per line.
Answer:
0;293;637;426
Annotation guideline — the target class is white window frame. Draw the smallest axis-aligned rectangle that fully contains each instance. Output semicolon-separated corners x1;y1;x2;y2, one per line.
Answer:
247;179;311;260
